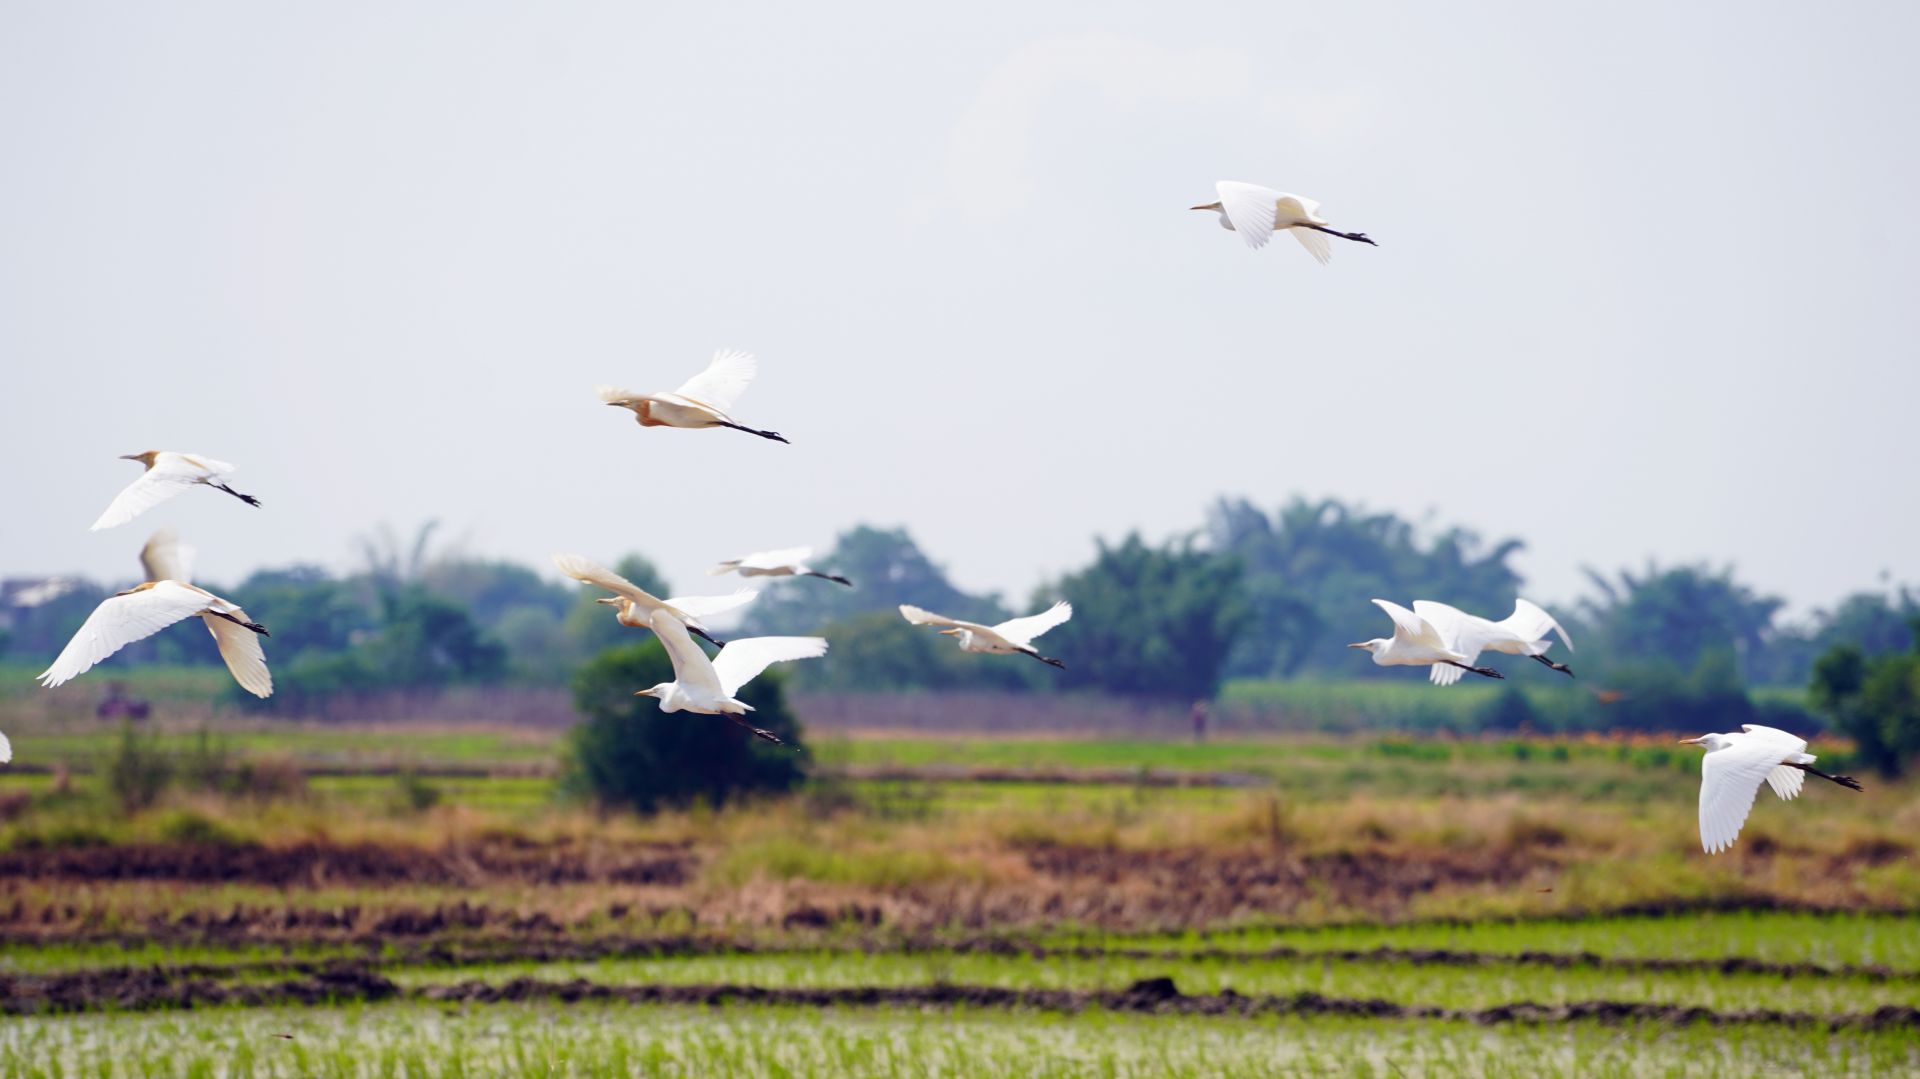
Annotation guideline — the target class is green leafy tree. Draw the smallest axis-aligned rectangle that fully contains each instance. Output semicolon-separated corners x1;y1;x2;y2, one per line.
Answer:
1043;533;1248;700
563;639;808;812
370;588;507;687
1580;562;1783;682
1809;625;1920;778
232;566;376;664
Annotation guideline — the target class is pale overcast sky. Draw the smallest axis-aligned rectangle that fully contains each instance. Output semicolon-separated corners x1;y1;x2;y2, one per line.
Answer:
2;2;1915;613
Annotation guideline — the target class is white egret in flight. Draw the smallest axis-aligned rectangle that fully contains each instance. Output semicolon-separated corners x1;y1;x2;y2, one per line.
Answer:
1349;599;1503;679
709;547;851;587
1681;725;1863;854
0;731;10;765
1191;181;1376;265
635;610;827;744
1413;599;1575;686
91;452;260;531
552;552;756;647
599;349;788;443
898;602;1072;669
39;581;273;698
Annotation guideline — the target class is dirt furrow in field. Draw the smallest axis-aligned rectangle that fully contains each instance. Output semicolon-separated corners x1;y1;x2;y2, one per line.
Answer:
6;936;1916;986
6;965;1919;1030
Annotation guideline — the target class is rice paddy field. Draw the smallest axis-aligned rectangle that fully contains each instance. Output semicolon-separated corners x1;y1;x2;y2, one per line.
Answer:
1;695;1916;1076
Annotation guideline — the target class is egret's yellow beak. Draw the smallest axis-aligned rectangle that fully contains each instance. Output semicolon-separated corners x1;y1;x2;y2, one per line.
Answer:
939;628;960;636
595;597;620;606
1347;642;1368;649
119;454;142;460
1677;736;1704;745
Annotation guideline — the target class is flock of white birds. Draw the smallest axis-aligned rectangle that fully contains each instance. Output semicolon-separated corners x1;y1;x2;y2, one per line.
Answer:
14;183;1863;851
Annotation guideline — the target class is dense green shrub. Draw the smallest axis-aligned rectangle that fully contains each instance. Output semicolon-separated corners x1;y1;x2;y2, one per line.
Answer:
563;639;809;813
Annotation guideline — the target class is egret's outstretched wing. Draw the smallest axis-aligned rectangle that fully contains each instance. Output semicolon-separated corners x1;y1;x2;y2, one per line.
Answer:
1764;765;1806;801
1215;181;1280;249
648;611;726;699
553;552;662;606
712;636;828;697
899;605;962;628
664;589;758;621
38;582;212;687
140;529;196;584
1371;599;1446;650
1288;226;1332;265
1502;599;1574;653
673;349;757;413
204;611;272;698
993;602;1072;646
0;730;9;764
92;465;198;531
1740;725;1808;749
736;547;812;571
1698;741;1790;853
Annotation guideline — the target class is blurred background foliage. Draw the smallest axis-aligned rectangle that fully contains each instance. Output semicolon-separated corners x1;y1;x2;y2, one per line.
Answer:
5;503;1919;765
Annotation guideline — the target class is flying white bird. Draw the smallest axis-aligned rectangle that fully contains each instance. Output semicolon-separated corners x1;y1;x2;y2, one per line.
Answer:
552;552;757;647
898;602;1072;669
1349;599;1503;679
1681;725;1863;854
598;349;788;443
91;452;261;531
635;609;827;744
139;528;197;585
709;547;851;587
0;731;10;765
1191;181;1376;265
1413;599;1575;687
39;581;273;697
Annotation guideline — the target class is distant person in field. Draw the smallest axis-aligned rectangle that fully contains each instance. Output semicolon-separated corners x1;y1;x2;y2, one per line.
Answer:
1190;699;1209;742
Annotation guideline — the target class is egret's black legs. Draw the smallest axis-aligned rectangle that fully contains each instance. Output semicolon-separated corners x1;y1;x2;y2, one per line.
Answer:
725;713;786;746
1445;660;1503;679
1303;223;1378;246
1530;654;1574;678
1791;762;1865;792
691;625;727;648
213;483;262;508
805;572;854;587
1022;649;1067;670
717;421;790;444
211;611;271;636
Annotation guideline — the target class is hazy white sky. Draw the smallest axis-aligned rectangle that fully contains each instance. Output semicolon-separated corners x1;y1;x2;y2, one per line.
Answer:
2;1;1916;613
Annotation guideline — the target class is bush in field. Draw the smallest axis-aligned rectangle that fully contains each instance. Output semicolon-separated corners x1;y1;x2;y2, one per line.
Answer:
564;639;808;813
1810;626;1920;778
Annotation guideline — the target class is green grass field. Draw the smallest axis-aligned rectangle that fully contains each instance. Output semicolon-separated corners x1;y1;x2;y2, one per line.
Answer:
0;704;1914;1076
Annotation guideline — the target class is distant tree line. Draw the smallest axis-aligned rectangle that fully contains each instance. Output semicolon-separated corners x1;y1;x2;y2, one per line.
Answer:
3;502;1916;746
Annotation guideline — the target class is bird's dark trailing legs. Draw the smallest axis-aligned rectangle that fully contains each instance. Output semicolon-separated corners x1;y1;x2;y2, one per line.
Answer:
1530;654;1574;677
716;421;790;445
1790;762;1865;792
1446;660;1503;679
804;572;854;587
725;714;787;746
1303;223;1378;247
211;611;271;636
691;625;727;648
1022;649;1067;670
213;483;262;508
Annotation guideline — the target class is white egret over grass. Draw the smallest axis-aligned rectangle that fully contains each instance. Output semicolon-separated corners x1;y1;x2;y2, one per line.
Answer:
91;452;260;531
553;552;756;647
709;546;851;587
1191;181;1377;265
898;602;1072;669
1349;598;1503;679
634;610;828;744
1681;724;1863;854
599;349;788;443
1413;599;1575;686
39;581;273;698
